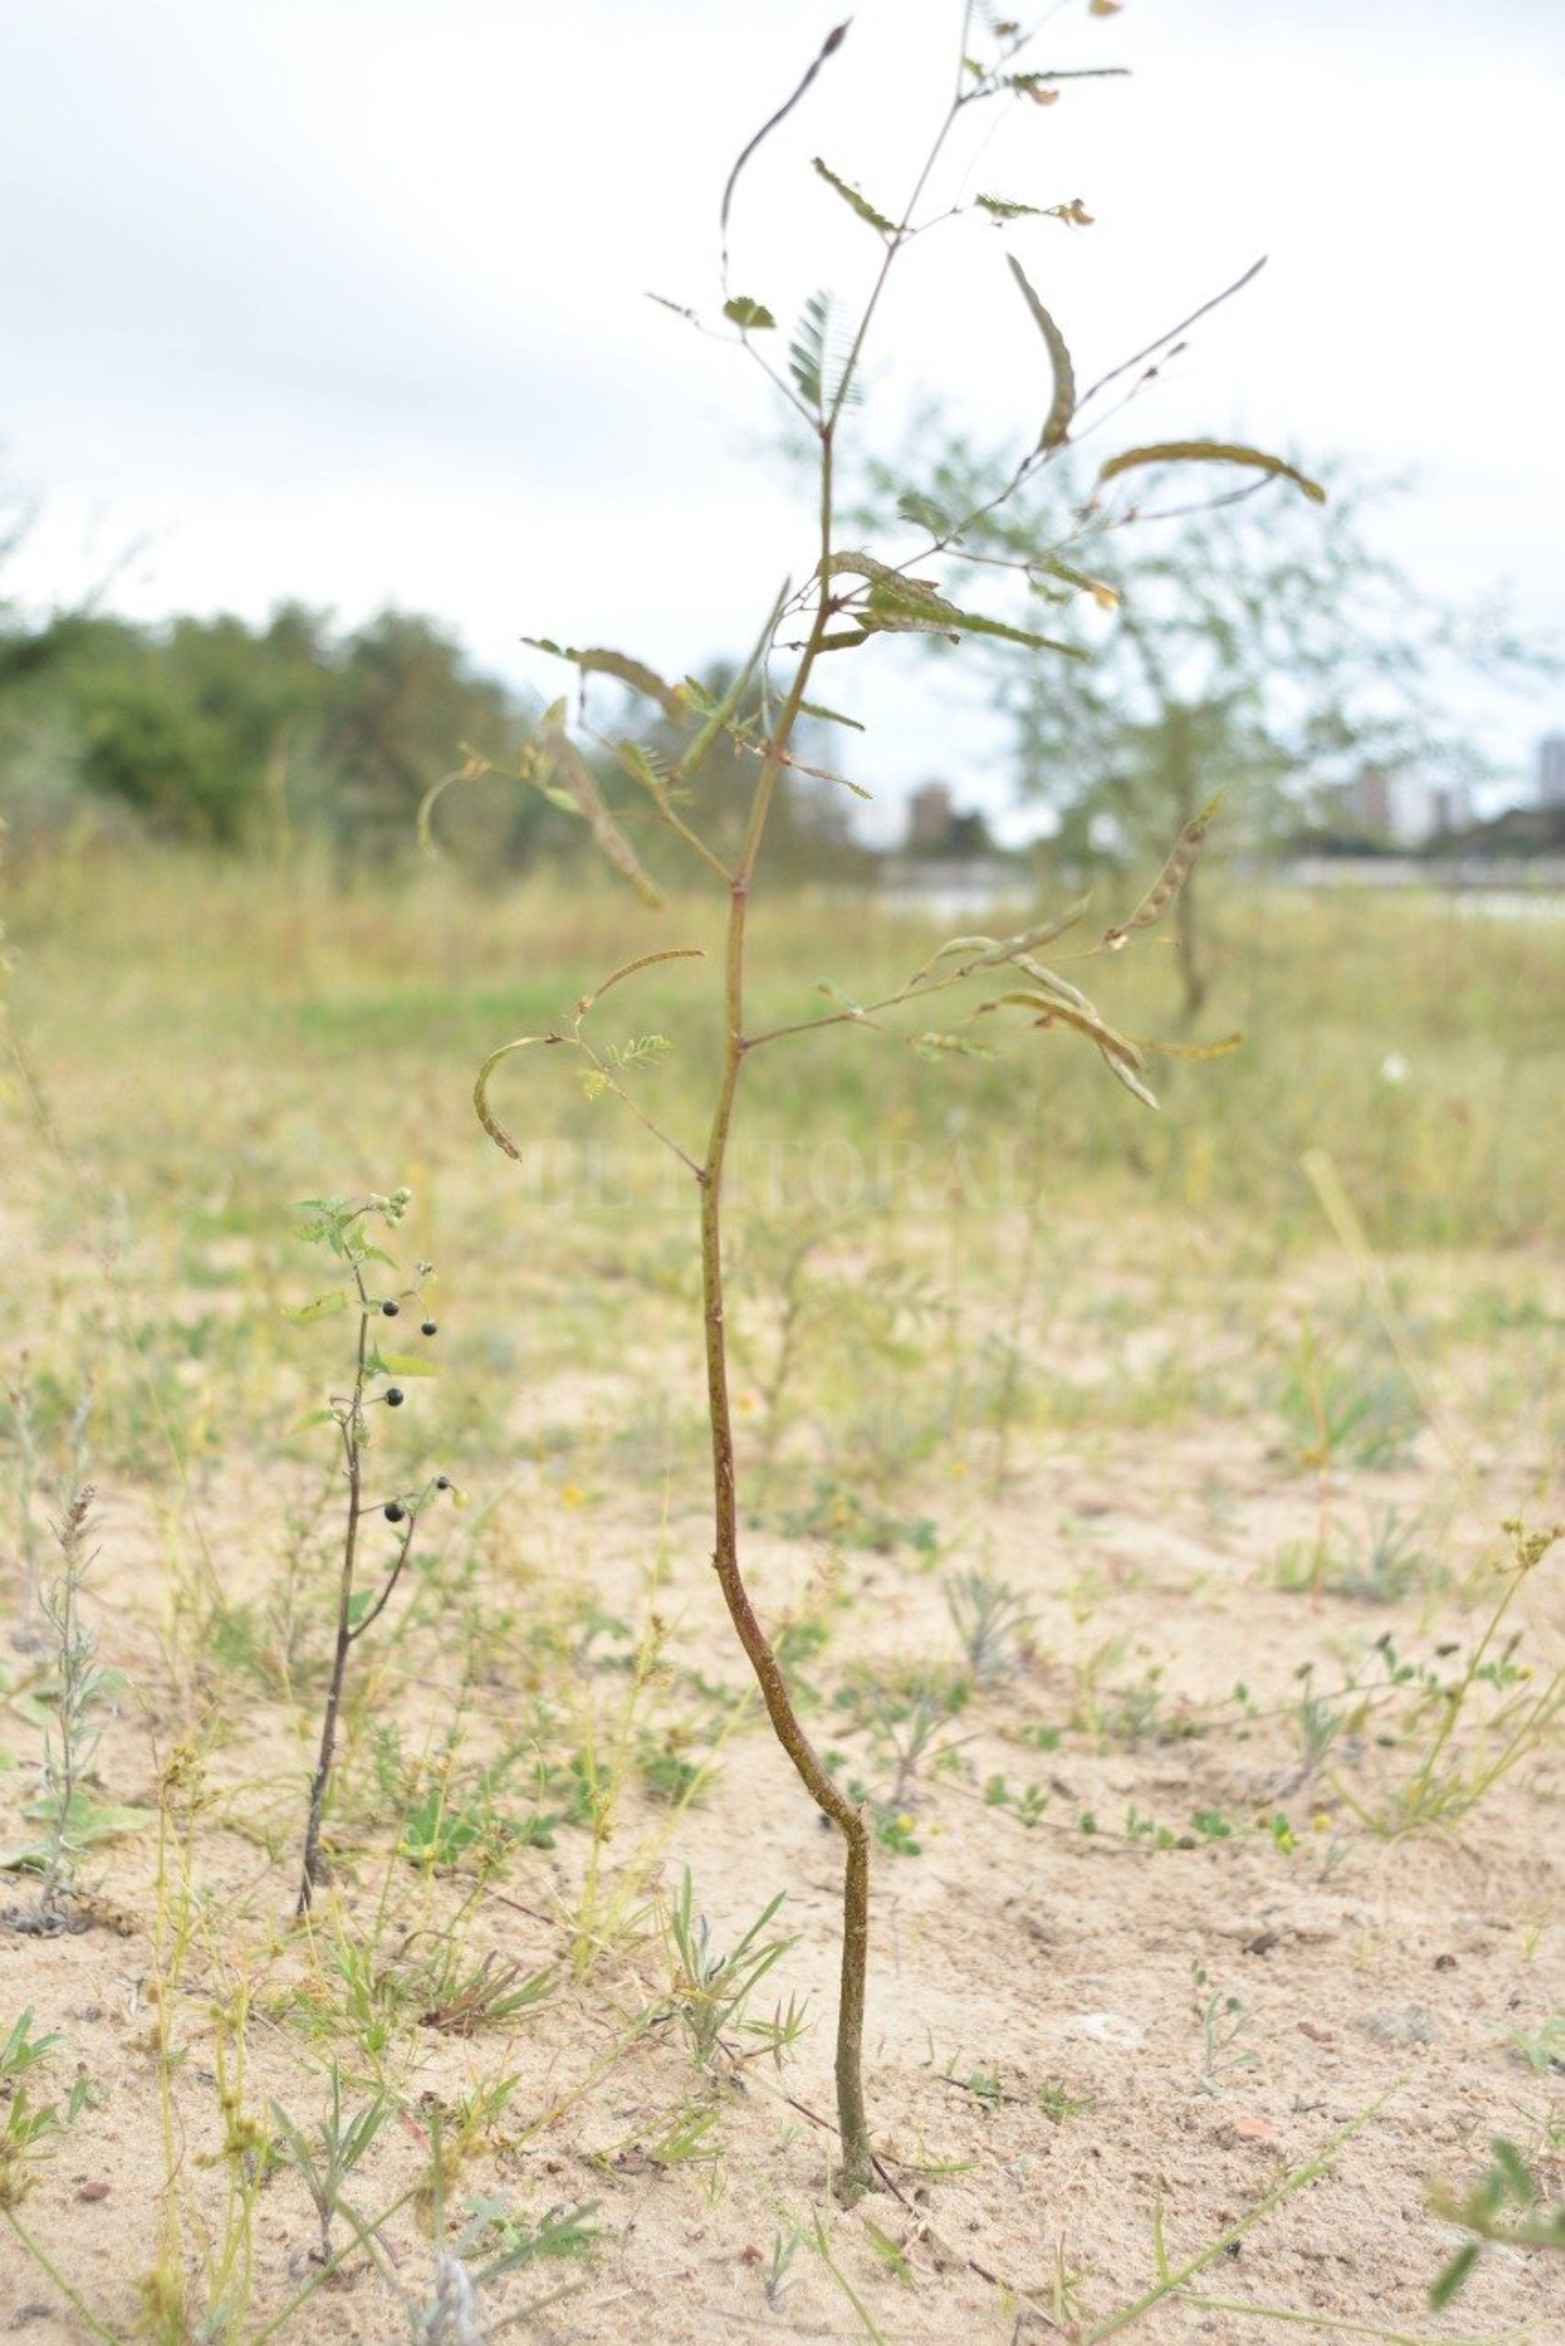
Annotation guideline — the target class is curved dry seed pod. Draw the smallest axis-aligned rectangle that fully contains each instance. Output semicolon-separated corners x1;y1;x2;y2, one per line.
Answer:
1098;1050;1159;1110
473;1034;554;1162
1147;1031;1243;1062
1009;955;1096;1014
578;947;706;1017
985;988;1147;1074
721;22;850;272
1007;255;1076;450
1097;441;1325;504
1102;793;1222;948
971;899;1092;965
416;753;488;858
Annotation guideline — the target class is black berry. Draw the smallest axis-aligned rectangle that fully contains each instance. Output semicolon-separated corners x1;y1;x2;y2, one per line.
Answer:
385;1387;405;1408
434;1474;451;1492
420;1319;438;1337
381;1299;400;1317
383;1500;406;1524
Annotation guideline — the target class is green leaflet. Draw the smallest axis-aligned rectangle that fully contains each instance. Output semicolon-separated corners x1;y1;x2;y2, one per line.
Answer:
723;295;776;331
812;157;896;237
938;608;1087;657
789;289;845;413
798;698;865;732
895;488;959;538
366;1350;438;1380
283;1291;348;1323
975;194;1049;222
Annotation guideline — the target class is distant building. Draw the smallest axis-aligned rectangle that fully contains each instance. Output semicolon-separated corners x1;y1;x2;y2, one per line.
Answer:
1321;765;1470;849
1539;734;1565;808
903;779;996;859
906;780;954;851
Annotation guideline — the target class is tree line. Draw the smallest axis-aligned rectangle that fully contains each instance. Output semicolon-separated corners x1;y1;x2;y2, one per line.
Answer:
0;590;870;886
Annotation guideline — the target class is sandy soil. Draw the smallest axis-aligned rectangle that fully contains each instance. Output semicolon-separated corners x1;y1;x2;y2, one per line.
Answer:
1;1214;1562;2346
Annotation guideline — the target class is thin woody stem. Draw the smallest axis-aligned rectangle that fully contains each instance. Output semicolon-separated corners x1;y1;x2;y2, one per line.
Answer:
695;423;876;2202
298;1290;370;1915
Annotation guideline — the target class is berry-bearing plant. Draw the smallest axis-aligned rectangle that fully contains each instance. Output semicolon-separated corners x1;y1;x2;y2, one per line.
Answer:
289;1188;453;1916
437;7;1317;2200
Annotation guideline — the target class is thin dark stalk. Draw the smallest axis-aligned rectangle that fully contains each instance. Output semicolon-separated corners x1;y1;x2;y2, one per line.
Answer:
298;1304;368;1915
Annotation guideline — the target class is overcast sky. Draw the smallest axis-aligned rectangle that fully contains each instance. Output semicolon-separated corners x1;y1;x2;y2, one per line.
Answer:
5;0;1563;829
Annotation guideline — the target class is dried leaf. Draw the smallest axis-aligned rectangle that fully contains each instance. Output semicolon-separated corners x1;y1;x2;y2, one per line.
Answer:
521;640;688;722
537;708;664;907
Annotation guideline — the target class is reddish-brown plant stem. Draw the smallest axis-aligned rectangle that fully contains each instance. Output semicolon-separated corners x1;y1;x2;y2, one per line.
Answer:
695;429;876;2202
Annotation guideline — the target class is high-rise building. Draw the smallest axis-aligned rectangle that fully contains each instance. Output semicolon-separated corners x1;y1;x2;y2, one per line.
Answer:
1539;735;1565;808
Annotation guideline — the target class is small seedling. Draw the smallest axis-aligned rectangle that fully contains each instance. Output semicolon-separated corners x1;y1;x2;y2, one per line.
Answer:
983;1773;1048;1829
1497;2014;1565;2076
289;1190;456;1912
269;2060;390;2266
1333;1517;1563;1836
2;1485;147;1930
1037;2077;1096;2123
762;2221;804;2309
660;1868;801;2075
945;1568;1035;1686
0;2010;94;2209
1191;1960;1259;2095
1429;2138;1565;2307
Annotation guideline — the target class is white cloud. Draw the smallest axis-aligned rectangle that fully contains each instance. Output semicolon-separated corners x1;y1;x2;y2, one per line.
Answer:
4;0;1560;806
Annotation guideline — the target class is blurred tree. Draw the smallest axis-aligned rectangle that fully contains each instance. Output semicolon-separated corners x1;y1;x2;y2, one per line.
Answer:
322;611;511;867
856;432;1552;1019
0;596;561;874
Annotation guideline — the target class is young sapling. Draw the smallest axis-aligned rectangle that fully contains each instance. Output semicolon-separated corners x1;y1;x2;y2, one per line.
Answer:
290;1189;456;1915
451;8;1309;2197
